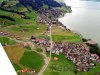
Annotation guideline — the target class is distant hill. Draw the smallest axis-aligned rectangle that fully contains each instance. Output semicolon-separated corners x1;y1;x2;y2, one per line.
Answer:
18;0;62;10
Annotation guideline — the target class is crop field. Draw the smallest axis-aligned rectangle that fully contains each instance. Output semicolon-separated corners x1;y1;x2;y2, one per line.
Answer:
20;51;44;73
51;26;82;42
43;54;75;75
0;37;16;45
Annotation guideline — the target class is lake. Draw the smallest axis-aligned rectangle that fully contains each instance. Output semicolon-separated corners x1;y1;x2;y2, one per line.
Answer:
59;0;100;44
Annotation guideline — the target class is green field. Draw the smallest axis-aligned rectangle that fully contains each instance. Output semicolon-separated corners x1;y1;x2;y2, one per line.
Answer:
43;54;75;75
43;54;100;75
51;26;82;42
0;9;37;27
20;51;44;73
0;36;16;45
1;24;47;38
52;35;82;42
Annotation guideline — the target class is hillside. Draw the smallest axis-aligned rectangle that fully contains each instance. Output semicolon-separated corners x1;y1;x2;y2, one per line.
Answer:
0;0;71;27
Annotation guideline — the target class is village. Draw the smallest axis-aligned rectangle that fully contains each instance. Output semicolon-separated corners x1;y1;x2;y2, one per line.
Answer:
30;34;100;72
0;2;100;74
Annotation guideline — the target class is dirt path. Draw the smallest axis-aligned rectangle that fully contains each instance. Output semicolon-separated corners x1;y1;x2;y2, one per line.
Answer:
30;42;50;75
29;42;50;75
38;26;53;75
38;57;50;75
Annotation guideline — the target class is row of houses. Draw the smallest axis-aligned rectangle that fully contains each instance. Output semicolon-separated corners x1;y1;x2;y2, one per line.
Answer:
31;36;50;47
0;31;21;40
21;68;35;75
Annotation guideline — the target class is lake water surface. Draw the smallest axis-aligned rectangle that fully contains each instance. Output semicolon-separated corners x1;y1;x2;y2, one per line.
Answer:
59;0;100;44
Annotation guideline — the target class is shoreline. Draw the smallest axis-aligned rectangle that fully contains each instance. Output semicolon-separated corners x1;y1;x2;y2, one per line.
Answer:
57;1;100;45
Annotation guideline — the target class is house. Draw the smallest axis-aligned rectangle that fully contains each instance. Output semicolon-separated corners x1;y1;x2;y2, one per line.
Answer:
53;57;59;61
20;42;29;47
21;68;28;73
